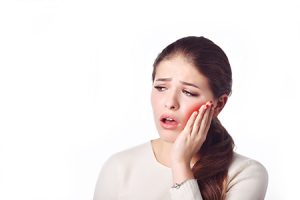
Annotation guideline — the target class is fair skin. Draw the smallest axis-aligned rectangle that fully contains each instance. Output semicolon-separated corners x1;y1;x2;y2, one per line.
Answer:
151;54;228;184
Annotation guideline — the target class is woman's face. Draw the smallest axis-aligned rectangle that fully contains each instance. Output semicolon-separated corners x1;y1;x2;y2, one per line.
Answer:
151;55;216;143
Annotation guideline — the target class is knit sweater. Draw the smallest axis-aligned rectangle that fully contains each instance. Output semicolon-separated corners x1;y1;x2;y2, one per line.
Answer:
94;140;268;200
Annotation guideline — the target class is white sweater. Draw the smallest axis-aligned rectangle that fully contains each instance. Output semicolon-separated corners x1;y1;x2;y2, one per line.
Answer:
94;141;268;200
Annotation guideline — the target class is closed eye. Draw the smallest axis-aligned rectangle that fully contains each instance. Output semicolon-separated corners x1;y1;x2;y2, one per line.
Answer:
183;90;199;97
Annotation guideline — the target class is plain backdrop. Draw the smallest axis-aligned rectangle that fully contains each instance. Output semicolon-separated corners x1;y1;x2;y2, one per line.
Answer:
0;0;299;199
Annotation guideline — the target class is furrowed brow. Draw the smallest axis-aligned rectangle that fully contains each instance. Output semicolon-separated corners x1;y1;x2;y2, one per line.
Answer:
155;78;172;82
154;78;201;89
180;81;200;89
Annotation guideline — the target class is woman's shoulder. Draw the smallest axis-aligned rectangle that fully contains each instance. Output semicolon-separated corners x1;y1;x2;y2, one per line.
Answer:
229;153;268;173
102;141;151;169
227;152;268;192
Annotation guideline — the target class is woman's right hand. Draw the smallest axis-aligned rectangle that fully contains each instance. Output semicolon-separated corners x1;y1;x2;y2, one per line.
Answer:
171;100;215;167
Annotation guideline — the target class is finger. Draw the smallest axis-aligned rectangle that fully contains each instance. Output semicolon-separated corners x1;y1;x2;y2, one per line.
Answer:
198;103;214;139
190;103;207;138
203;105;215;134
183;111;198;135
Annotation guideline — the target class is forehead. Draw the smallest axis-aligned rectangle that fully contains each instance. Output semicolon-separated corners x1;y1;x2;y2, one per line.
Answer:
155;55;210;87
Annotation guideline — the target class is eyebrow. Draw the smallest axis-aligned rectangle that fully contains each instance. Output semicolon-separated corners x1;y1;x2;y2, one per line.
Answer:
155;78;200;89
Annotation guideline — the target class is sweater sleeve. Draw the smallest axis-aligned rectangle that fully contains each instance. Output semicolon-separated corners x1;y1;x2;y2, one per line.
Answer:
93;155;120;200
169;179;203;200
226;159;268;200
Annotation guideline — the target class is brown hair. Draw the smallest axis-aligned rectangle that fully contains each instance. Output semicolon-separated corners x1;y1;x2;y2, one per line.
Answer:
152;36;234;200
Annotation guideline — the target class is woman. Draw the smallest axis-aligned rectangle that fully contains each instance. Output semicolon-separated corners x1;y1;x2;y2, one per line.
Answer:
94;36;268;200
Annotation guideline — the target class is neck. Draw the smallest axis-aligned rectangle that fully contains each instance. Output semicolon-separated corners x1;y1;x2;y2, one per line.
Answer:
151;138;199;168
151;138;173;167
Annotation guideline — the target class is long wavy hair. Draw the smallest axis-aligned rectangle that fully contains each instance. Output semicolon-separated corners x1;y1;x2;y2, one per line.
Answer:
152;36;234;200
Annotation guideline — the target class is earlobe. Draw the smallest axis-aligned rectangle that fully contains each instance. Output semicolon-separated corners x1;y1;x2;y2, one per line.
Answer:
213;94;228;117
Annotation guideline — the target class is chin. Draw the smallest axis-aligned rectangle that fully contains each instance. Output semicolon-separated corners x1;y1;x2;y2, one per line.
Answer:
158;130;179;143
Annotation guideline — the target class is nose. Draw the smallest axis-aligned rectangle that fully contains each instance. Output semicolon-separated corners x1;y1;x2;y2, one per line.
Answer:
164;92;179;110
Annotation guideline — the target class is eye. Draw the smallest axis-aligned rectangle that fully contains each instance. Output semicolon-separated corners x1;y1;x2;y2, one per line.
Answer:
154;86;167;92
183;90;199;97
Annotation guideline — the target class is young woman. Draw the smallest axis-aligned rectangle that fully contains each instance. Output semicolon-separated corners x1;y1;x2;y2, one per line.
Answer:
94;36;268;200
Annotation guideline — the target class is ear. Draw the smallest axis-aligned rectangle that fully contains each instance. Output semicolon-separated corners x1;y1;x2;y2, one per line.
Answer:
213;94;228;118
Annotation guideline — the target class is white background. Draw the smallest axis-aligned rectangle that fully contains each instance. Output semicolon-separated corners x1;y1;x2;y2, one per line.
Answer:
0;0;299;199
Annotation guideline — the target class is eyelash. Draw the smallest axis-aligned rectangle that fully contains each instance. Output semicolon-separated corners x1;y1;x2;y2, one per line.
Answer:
154;86;199;97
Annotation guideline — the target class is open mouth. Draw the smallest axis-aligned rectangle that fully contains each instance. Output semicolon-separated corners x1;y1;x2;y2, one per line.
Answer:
160;115;179;129
161;117;177;124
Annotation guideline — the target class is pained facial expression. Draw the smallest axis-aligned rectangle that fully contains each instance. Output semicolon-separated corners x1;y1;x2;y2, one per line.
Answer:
151;55;216;143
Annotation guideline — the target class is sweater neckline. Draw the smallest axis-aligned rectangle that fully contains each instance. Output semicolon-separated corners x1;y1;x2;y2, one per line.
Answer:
148;140;171;170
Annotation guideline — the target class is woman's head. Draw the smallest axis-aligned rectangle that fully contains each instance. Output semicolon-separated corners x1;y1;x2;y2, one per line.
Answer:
151;36;232;142
152;36;232;98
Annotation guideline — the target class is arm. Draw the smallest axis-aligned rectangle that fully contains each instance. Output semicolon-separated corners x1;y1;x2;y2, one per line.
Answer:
93;155;120;200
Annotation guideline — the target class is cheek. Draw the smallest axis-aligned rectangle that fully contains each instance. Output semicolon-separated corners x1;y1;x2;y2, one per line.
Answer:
151;92;161;114
151;90;157;106
183;102;206;123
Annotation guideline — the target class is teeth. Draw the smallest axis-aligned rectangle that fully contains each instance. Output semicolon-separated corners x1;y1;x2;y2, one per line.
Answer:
165;118;174;121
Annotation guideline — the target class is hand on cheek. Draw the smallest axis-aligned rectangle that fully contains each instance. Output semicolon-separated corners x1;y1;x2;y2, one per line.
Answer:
171;100;215;167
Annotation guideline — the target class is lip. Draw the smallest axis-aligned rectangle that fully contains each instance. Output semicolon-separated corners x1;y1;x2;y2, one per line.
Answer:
159;114;180;130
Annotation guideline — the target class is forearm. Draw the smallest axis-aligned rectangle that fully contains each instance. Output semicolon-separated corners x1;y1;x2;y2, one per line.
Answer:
170;162;202;200
171;162;195;184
